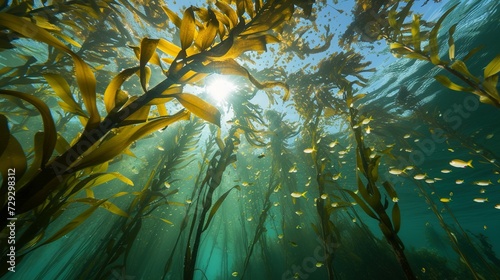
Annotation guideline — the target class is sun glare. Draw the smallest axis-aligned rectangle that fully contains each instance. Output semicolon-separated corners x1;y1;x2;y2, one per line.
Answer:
206;76;236;101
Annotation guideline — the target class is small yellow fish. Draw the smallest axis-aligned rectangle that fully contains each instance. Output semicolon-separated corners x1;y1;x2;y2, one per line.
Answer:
315;262;324;268
361;116;373;125
232;272;238;277
449;159;473;168
288;166;298;173
440;198;452;203
448;148;455;152
291;191;307;198
414;174;427;180
486;134;494;139
156;146;165;151
332;173;341;180
425;179;435;184
365;125;371;134
389;168;405;175
473;180;492;186
164;182;171;189
295;210;303;216
403;134;411;139
320;193;328;199
328;140;339;148
455;179;464;184
303;148;315;154
473;198;488;203
441;169;452;174
494;204;500;209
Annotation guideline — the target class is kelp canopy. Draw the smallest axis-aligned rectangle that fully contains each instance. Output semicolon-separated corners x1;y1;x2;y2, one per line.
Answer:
1;0;500;280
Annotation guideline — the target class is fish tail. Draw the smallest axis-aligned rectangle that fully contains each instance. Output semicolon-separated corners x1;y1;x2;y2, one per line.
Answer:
468;160;473;168
302;191;307;198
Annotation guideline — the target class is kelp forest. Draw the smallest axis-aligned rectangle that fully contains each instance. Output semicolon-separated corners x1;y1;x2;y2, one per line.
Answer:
1;0;500;279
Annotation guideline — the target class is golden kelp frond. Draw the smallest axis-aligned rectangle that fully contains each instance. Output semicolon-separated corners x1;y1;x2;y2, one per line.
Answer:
0;13;100;131
72;110;190;170
380;1;500;108
159;0;294;102
0;114;27;191
0;90;56;167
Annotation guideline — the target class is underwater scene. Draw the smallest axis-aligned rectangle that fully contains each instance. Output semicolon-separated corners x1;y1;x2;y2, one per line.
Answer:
1;0;500;279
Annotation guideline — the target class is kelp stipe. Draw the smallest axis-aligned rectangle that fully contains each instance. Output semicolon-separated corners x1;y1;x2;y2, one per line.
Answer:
347;100;415;279
240;110;299;278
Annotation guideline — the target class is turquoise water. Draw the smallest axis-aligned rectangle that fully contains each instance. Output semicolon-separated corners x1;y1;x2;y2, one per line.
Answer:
1;0;500;279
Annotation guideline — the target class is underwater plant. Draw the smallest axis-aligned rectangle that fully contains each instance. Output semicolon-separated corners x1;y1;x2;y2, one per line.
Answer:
0;0;311;275
347;0;500;108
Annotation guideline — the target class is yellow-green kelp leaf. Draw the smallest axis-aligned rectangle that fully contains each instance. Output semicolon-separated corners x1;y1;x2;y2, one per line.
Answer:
43;73;87;117
202;185;240;232
40;199;108;246
173;93;221;126
382;181;398;201
450;60;478;83
140;38;160;92
17;132;44;187
0;115;27;186
0;13;100;131
160;218;174;225
162;5;182;29
482;75;499;102
448;23;457;60
73;110;190;170
40;192;128;246
104;67;140;113
195;9;218;51
205;59;290;101
341;189;378;220
0;115;9;157
0;90;56;166
463;45;484;62
215;1;238;28
411;14;421;52
180;7;196;50
55;133;71;154
428;4;458;65
434;75;473;92
157;38;182;57
484;53;500;78
101;200;129;218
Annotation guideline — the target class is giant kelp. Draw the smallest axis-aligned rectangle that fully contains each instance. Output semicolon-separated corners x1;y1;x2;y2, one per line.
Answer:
1;0;500;279
0;0;309;275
